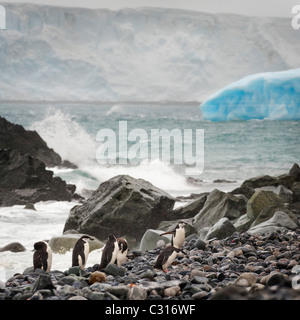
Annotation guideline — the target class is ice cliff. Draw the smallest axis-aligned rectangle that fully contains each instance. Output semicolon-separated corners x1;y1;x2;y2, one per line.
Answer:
0;4;300;102
200;68;300;121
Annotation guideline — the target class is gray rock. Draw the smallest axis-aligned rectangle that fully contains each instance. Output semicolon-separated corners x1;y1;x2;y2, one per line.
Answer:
68;296;88;300
0;242;26;252
48;233;103;254
0;148;73;206
105;263;126;277
31;274;55;293
0;116;62;167
127;286;147;300
247;190;284;220
289;163;300;181
275;185;293;203
205;218;236;240
248;211;299;234
241;173;295;190
140;229;172;251
87;291;106;300
234;214;253;233
291;182;300;202
58;275;78;285
235;272;257;287
169;193;208;219
24;203;36;210
63;175;175;243
106;285;129;300
192;189;246;232
192;238;207;250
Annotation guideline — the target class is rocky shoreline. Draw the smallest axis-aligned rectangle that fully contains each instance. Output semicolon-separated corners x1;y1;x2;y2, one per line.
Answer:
1;161;300;300
1;227;300;300
1;116;300;300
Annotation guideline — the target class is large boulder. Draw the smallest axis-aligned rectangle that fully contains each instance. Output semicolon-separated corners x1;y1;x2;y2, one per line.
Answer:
0;149;74;206
246;190;284;220
241;170;297;190
248;211;299;234
0;116;62;167
63;175;175;243
192;189;247;231
204;217;236;240
168;193;208;220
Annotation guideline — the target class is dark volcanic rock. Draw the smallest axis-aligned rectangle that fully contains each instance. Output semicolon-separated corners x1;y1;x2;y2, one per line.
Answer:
0;116;61;168
0;148;73;206
63;175;175;243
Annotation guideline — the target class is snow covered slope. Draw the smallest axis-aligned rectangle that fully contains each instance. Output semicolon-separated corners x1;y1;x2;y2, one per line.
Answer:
200;68;300;121
0;3;300;102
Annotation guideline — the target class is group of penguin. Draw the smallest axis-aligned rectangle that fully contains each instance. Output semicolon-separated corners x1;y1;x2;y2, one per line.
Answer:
33;222;187;274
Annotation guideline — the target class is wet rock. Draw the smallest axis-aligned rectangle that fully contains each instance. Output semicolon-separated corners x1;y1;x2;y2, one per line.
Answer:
0;242;26;252
247;190;284;220
31;274;55;293
192;189;247;232
139;229;172;251
205;218;236;240
0;116;62;167
248;211;299;234
63;175;175;243
169;193;208;219
105;263;126;277
0;149;73;206
24;203;36;210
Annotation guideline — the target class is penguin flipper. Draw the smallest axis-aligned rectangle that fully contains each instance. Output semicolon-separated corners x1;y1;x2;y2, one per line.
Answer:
42;252;48;271
33;252;43;270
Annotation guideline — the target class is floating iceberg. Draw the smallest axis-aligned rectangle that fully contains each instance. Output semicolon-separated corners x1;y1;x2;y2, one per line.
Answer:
200;68;300;121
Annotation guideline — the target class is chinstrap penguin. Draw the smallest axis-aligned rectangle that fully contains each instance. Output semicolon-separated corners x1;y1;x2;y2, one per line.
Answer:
160;221;187;249
33;241;52;272
98;234;119;270
72;235;94;269
116;238;128;266
154;246;183;272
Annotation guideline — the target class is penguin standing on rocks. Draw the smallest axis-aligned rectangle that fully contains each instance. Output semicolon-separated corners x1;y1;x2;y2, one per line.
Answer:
72;235;94;269
33;241;52;272
160;221;187;249
98;234;119;270
154;246;183;272
116;238;128;266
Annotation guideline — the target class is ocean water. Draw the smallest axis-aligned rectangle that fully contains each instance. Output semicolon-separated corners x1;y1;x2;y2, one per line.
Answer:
0;102;299;281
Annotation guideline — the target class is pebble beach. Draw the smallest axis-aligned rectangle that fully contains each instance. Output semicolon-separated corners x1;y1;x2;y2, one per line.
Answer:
2;228;300;301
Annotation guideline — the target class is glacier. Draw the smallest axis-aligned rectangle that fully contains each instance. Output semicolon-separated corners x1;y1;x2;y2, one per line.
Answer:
0;4;300;102
200;68;300;121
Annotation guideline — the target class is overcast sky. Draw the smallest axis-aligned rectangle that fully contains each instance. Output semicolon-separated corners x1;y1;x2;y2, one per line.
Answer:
2;0;299;17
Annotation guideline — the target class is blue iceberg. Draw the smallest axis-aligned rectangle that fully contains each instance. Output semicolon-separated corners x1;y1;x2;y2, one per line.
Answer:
200;68;300;121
